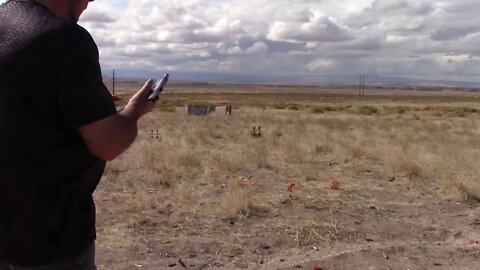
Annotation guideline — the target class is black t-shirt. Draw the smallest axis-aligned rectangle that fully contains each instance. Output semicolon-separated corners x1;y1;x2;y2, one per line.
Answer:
0;0;116;266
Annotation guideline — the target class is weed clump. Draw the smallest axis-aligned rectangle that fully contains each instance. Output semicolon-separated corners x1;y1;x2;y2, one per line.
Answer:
448;107;477;118
311;105;338;114
156;100;176;112
311;107;324;114
273;103;288;109
358;105;378;115
287;104;301;111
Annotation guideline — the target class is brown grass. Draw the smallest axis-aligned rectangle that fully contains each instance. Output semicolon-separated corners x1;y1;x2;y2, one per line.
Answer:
95;84;480;269
111;92;480;202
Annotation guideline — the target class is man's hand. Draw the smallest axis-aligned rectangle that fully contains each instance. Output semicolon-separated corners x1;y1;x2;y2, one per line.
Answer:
121;79;156;120
79;79;157;161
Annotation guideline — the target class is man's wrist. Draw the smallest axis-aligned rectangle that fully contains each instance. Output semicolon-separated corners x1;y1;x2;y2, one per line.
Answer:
119;105;141;121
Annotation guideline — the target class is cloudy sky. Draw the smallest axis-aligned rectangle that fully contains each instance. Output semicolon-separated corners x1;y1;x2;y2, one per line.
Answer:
9;0;480;82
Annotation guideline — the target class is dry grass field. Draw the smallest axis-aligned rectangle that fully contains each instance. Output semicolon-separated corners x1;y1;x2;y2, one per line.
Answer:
94;82;480;270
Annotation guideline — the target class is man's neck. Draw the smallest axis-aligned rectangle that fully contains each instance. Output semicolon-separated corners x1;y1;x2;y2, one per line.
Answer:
34;0;69;20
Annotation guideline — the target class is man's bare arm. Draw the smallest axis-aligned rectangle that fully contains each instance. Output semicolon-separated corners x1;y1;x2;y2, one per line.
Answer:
78;79;156;161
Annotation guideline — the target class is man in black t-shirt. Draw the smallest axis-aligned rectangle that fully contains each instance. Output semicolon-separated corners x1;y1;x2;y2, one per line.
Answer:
0;0;157;269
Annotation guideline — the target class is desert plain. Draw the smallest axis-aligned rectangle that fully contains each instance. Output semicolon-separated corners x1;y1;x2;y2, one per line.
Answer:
94;81;480;270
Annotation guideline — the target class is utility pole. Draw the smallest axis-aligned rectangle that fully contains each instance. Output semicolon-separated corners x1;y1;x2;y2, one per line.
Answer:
359;75;362;96
112;69;115;96
359;75;366;96
362;75;366;96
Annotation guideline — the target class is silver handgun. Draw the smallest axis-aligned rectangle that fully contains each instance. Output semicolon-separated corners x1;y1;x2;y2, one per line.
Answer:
147;73;169;101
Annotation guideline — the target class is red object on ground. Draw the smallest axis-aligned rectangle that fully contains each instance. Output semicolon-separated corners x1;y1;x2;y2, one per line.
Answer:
313;266;324;270
469;239;479;244
330;181;340;190
287;181;296;191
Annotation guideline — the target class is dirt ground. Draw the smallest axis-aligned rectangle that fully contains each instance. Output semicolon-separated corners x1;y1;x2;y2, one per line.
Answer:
92;84;480;269
93;158;480;270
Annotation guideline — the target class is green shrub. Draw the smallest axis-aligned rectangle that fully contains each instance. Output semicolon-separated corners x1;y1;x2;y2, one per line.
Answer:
156;100;176;112
311;107;324;114
311;105;337;114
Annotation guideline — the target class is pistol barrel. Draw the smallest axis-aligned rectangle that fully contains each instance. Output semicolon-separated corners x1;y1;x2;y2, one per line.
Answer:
147;73;169;101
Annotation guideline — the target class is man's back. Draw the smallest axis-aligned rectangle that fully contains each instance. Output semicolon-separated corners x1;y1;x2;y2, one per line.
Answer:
0;0;116;266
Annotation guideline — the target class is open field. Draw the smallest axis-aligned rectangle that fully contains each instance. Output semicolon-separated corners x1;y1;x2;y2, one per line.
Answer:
95;83;480;269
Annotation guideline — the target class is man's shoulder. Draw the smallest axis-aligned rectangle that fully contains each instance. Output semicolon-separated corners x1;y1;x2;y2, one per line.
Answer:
0;1;90;59
0;0;63;32
59;23;96;47
0;0;93;45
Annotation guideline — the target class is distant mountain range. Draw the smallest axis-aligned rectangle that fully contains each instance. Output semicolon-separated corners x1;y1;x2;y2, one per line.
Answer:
102;69;480;90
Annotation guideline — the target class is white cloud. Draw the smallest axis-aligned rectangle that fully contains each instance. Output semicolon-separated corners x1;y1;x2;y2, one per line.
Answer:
267;14;352;43
307;58;337;71
245;42;268;54
385;34;411;43
70;0;480;81
370;0;408;11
